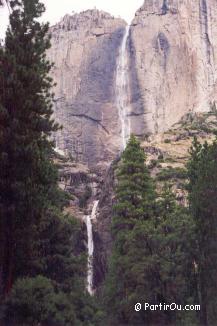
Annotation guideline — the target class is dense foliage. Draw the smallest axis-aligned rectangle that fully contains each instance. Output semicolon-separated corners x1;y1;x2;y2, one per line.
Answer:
102;136;198;325
0;1;96;325
188;137;217;325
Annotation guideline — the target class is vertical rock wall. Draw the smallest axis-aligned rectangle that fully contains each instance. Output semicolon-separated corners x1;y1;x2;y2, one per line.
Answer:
47;10;126;170
48;2;217;163
130;0;217;133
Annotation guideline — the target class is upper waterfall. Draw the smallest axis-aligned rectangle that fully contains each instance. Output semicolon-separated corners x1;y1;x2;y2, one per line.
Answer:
116;25;131;150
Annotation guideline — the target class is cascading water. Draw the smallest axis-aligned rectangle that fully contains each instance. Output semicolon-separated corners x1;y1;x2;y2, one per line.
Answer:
116;25;131;150
85;200;99;295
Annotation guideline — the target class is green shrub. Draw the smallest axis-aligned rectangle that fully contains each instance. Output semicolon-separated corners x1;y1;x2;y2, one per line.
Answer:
164;157;177;163
3;276;77;326
157;167;187;181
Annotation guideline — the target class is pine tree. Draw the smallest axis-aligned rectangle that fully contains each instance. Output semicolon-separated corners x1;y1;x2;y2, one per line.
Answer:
155;185;198;325
187;137;217;325
112;135;156;233
0;0;59;296
0;1;98;324
104;135;157;325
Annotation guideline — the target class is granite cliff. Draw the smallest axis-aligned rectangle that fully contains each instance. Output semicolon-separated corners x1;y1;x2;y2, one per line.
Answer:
130;0;217;133
48;10;126;170
48;1;217;167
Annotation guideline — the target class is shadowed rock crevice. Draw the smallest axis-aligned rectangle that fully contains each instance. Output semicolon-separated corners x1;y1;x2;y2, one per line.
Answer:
128;27;147;138
161;0;169;15
199;0;211;64
69;112;110;134
71;27;125;167
154;32;170;71
93;159;118;289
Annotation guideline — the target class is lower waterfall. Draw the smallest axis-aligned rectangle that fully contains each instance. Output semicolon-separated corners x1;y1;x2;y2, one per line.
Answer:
85;200;99;295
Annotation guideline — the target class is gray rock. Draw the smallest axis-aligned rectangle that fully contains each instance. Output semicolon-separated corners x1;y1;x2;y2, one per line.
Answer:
47;10;126;170
130;0;217;134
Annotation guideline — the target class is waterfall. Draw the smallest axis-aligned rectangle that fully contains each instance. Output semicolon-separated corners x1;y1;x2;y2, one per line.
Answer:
85;26;131;295
54;146;65;156
85;200;99;295
116;25;131;150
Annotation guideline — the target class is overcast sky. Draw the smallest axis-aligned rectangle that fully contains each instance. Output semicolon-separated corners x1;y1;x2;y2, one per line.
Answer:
0;0;144;39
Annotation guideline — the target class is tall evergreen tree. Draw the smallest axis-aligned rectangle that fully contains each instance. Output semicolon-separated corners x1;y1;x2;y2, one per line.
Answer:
104;135;157;325
0;1;98;324
0;0;59;295
155;186;198;325
187;137;217;325
112;135;156;232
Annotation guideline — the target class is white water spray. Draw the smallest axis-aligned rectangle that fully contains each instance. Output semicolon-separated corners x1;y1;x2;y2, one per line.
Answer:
116;25;131;149
85;200;99;295
54;147;65;157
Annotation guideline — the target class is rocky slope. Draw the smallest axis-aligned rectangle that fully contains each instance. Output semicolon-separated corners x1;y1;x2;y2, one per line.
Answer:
94;110;217;288
47;10;126;170
142;110;217;201
130;0;217;133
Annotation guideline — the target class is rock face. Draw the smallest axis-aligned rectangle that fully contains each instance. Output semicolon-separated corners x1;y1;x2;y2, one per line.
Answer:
93;160;117;289
48;2;217;166
47;10;126;170
130;0;217;133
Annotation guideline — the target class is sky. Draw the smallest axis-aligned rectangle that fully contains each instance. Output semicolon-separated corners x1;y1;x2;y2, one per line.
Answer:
0;0;144;39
